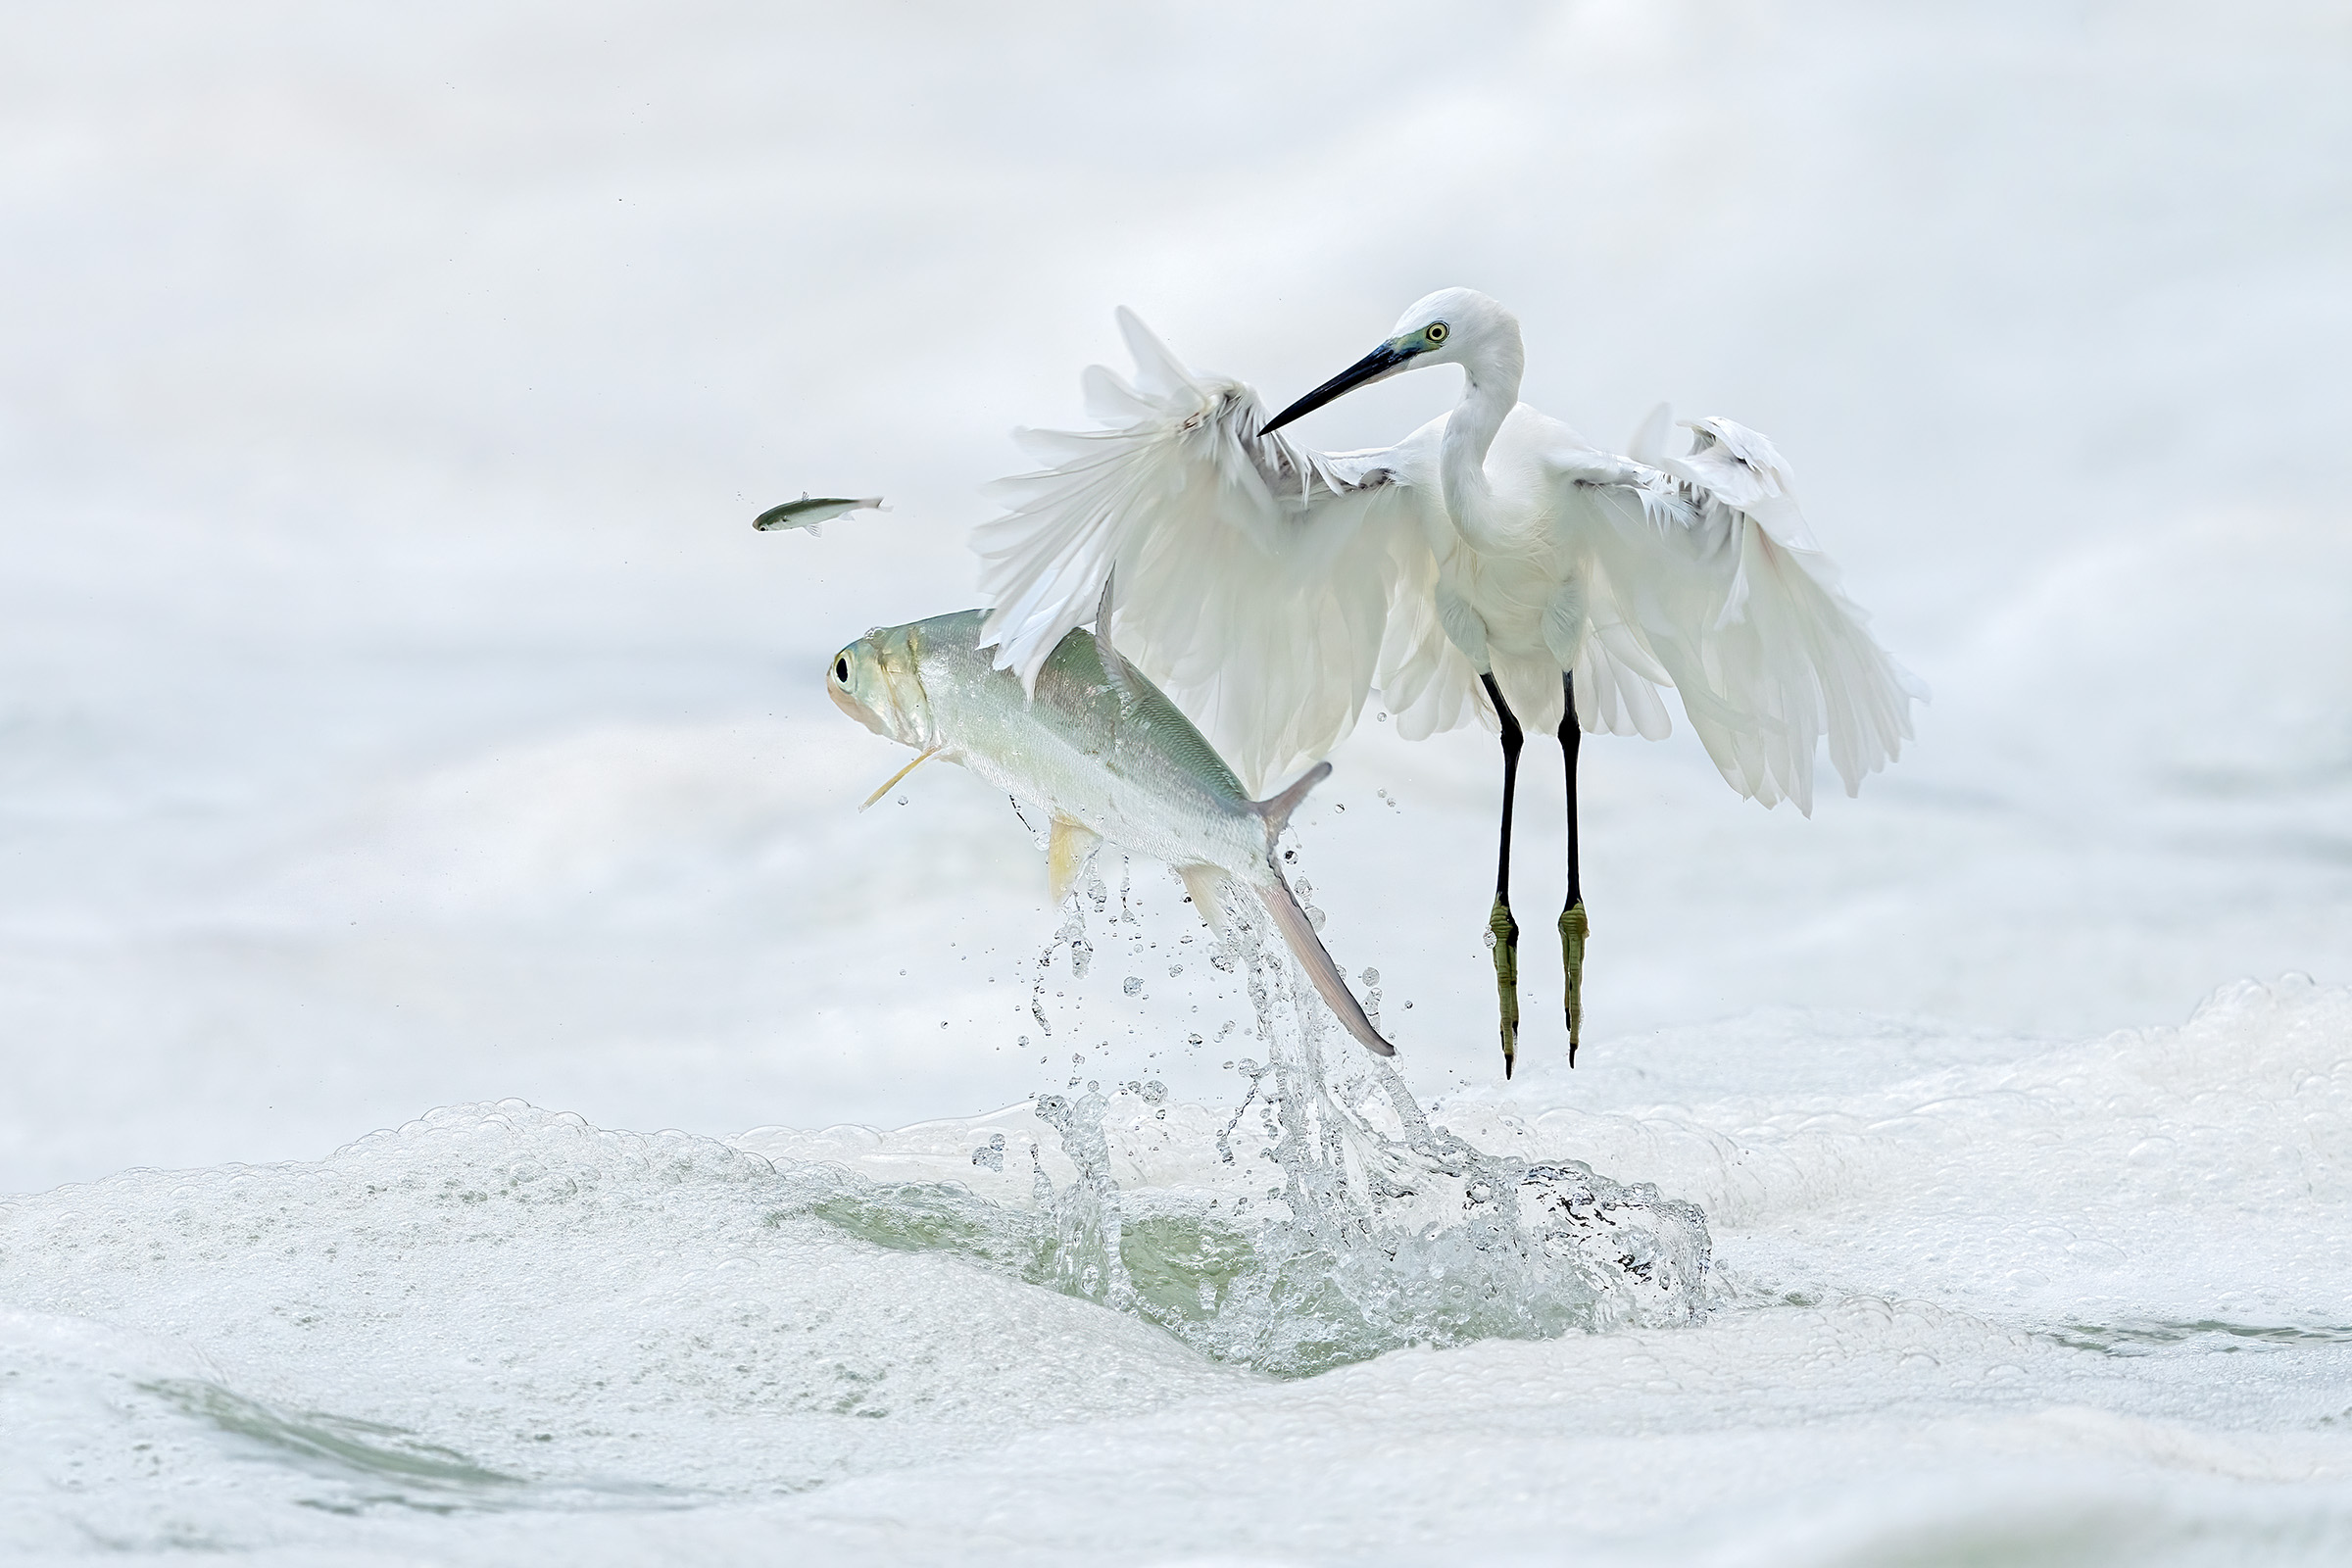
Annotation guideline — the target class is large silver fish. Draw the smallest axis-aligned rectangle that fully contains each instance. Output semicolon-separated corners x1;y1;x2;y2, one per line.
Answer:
826;599;1394;1057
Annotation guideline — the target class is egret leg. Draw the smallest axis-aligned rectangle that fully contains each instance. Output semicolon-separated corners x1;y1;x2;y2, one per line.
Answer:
1559;673;1588;1067
1480;673;1524;1078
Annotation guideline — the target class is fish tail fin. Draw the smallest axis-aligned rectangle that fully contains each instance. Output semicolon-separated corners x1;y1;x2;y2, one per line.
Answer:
862;497;889;512
1250;874;1393;1057
1247;760;1332;845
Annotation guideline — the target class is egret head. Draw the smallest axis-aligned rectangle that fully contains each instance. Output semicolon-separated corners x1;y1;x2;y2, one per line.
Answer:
1260;287;1518;435
826;625;936;749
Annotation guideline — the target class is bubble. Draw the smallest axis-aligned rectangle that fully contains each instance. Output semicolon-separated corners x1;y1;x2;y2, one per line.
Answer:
1122;977;1144;996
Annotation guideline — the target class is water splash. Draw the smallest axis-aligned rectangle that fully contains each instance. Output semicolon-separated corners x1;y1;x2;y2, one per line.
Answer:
785;892;1710;1378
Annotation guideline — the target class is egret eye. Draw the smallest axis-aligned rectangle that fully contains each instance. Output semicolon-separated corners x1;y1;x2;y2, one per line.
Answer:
834;657;850;682
1425;321;1448;344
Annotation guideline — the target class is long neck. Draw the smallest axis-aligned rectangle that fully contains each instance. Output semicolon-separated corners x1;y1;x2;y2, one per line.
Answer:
1439;322;1525;552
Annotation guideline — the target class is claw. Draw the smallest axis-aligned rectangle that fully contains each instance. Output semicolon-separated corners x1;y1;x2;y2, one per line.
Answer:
1488;897;1521;1077
1559;902;1588;1067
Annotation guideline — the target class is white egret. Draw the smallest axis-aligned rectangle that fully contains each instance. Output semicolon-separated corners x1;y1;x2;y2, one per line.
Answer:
974;289;1922;1075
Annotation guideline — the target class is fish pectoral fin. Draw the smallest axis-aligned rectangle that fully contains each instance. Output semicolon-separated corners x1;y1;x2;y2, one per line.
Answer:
859;747;939;811
1047;815;1102;906
1177;864;1233;936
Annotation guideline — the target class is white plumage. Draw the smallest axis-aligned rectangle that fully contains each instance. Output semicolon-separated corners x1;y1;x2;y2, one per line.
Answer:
973;289;1922;813
974;287;1924;1073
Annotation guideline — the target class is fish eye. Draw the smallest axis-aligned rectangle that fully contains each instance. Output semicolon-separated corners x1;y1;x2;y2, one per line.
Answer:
1425;321;1448;344
833;657;850;682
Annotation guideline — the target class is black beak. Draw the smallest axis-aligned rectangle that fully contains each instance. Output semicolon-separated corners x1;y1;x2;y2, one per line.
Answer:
1258;341;1416;436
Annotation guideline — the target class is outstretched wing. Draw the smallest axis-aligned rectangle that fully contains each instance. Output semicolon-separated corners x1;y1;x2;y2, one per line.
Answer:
973;309;1426;794
1552;417;1925;813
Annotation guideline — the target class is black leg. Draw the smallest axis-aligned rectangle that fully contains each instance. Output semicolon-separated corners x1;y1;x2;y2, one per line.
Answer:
1480;673;1523;1078
1559;672;1588;1067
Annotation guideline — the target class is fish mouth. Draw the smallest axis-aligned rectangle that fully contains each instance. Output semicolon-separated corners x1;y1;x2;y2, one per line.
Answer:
827;650;895;740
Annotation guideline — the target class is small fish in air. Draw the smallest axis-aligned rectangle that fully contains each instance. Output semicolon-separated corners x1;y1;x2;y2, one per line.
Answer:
752;494;887;536
825;585;1394;1057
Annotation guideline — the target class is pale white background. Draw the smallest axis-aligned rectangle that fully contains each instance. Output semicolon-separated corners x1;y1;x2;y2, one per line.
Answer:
4;0;2347;1193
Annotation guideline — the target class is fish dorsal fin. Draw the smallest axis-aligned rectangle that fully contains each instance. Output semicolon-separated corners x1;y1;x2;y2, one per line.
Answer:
1177;864;1232;937
1092;570;1146;718
1048;815;1102;906
1247;760;1331;841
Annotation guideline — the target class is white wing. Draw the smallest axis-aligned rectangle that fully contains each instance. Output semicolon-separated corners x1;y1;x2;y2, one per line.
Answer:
973;310;1428;794
1552;417;1925;814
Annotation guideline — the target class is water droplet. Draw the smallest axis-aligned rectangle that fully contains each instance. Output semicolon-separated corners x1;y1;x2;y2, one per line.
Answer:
897;795;908;806
1187;1033;1202;1046
1360;967;1380;987
1167;964;1183;977
1122;976;1144;996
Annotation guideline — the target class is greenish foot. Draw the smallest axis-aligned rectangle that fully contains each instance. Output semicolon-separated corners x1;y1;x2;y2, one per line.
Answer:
1559;902;1589;1067
1488;897;1521;1078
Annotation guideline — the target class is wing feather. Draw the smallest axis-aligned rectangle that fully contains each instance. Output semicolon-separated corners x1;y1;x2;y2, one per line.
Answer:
974;310;1424;792
1555;419;1923;813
